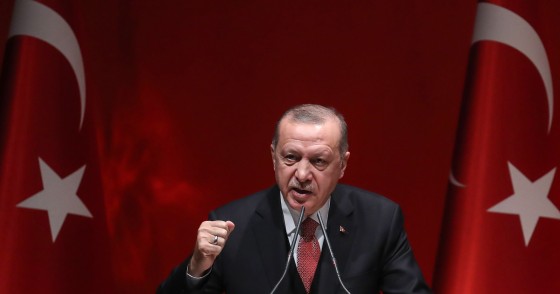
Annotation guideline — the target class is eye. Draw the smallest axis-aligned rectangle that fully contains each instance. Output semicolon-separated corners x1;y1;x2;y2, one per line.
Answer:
312;158;328;168
282;153;299;164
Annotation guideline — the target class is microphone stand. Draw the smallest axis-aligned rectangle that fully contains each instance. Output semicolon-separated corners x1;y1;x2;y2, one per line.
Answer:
269;206;306;294
317;212;351;294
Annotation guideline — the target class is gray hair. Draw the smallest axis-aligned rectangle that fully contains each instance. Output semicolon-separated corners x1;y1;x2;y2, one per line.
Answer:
271;104;348;155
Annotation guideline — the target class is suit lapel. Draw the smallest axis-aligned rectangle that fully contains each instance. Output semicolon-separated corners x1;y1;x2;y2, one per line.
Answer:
315;186;355;293
251;187;292;290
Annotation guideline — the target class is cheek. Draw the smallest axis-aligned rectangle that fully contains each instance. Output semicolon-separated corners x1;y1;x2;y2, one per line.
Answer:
315;170;339;186
276;166;293;181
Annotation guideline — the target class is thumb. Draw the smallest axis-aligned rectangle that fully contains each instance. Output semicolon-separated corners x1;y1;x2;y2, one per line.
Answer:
226;220;235;236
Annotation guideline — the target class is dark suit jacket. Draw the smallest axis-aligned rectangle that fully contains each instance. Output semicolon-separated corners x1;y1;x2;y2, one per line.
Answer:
157;184;431;294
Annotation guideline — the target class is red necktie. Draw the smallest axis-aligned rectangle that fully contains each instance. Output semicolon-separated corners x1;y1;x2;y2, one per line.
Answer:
297;218;320;293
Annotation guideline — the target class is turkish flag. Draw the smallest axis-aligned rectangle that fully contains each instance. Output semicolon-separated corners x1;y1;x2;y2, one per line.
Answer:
0;0;114;292
434;1;560;293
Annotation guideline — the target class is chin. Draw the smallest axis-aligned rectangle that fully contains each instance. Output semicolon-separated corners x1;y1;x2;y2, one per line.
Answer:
286;198;307;211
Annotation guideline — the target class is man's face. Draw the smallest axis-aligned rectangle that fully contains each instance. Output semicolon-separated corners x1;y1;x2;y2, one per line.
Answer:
271;117;350;216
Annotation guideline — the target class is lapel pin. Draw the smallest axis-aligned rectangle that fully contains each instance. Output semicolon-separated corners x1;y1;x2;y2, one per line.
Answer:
339;225;347;234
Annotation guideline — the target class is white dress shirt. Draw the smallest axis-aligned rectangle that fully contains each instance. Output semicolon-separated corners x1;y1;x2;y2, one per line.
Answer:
280;192;330;263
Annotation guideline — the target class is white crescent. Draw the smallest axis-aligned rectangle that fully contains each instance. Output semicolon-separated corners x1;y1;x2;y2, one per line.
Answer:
449;171;466;188
450;3;554;188
8;0;86;130
472;2;554;133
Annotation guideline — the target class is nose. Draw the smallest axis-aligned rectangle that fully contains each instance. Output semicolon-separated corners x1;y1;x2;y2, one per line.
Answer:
295;160;312;182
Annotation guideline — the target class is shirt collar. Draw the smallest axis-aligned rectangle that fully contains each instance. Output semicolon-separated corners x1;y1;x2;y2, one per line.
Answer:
280;192;330;236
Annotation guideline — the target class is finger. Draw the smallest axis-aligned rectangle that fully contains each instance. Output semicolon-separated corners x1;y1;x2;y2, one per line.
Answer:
198;224;225;238
203;228;229;241
208;234;220;246
201;221;235;240
197;233;222;249
204;220;230;231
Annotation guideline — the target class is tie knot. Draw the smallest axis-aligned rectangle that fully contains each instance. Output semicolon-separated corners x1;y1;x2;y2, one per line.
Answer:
300;217;319;238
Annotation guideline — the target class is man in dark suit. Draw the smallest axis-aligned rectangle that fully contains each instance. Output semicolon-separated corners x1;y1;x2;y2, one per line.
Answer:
158;104;431;294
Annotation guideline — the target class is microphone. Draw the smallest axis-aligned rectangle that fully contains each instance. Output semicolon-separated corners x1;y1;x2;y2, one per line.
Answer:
270;206;305;294
317;212;351;294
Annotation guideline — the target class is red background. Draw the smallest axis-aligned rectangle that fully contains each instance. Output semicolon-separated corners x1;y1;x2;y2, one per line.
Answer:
0;0;477;292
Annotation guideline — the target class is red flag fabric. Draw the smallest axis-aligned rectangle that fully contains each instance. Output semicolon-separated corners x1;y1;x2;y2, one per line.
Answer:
0;0;114;292
434;1;560;293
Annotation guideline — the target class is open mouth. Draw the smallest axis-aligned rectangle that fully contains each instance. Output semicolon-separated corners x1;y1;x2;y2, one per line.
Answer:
292;188;311;194
292;187;312;195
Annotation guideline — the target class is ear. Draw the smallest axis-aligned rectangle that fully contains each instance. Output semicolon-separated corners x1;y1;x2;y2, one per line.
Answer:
270;144;276;171
339;151;350;179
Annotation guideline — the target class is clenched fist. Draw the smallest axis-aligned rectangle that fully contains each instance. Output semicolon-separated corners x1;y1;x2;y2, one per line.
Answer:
188;220;235;277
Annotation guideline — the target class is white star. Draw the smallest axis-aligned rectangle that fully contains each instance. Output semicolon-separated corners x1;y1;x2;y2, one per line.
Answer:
488;162;560;246
17;157;92;242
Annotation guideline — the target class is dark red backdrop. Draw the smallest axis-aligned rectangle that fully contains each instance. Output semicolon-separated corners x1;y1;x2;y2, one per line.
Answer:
0;0;476;292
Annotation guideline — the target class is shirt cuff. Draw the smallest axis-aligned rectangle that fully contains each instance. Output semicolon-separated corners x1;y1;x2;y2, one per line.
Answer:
185;265;212;288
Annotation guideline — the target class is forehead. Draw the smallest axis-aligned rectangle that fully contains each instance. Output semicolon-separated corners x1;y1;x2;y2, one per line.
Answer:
277;118;341;149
